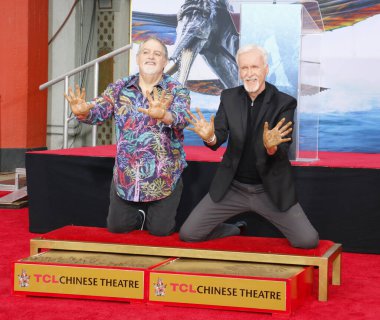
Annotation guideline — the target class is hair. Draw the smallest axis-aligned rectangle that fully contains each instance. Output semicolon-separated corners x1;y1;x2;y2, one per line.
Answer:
236;44;268;66
137;36;168;60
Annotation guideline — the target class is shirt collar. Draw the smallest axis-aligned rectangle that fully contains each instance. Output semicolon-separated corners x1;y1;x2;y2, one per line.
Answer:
125;73;169;90
246;88;266;105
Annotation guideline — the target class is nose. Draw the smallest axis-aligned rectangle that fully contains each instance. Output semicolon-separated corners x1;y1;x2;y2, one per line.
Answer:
246;67;255;77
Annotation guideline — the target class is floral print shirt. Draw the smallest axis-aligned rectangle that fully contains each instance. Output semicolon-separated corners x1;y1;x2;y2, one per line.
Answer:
82;73;190;202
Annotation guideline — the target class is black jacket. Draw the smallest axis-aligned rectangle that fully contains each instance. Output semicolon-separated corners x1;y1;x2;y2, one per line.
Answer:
208;82;297;211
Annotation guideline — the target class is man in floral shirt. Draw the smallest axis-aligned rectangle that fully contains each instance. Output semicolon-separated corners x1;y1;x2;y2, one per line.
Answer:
65;37;190;236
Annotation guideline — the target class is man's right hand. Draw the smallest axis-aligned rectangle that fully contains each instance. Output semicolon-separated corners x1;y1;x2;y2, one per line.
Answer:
64;84;93;120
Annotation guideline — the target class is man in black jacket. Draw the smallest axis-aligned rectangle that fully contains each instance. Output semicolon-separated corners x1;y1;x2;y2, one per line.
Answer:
180;44;319;248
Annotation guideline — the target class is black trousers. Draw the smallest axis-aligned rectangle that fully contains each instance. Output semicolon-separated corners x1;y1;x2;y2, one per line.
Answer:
107;178;183;236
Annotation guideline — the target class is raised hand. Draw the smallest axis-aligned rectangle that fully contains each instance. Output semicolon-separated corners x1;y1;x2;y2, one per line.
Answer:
138;87;173;120
64;84;93;119
263;118;293;152
186;107;215;143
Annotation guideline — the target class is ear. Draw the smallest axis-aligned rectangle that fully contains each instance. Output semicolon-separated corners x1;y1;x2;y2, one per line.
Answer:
265;64;269;76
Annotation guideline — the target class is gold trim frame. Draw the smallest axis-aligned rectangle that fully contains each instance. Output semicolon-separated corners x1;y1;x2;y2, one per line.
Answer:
30;238;341;302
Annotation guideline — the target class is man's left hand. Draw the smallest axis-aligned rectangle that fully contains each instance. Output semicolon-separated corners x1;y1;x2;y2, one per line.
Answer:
138;87;173;120
263;118;293;155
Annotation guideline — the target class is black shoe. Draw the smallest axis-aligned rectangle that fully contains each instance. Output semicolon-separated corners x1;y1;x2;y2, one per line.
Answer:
234;221;247;235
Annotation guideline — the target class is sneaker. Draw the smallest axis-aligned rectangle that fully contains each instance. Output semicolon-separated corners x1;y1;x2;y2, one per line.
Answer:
234;220;248;235
138;209;146;230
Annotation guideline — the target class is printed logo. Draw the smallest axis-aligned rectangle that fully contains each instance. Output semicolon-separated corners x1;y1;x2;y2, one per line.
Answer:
18;269;30;288
153;278;166;296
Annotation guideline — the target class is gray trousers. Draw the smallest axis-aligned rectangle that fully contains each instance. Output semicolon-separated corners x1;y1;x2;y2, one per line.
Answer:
107;178;183;236
179;180;319;248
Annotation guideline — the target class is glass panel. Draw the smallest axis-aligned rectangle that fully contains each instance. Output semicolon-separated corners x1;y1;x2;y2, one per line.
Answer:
238;1;323;160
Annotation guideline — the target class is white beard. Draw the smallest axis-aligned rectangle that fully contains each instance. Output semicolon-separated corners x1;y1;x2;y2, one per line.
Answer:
243;78;260;94
141;64;159;75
